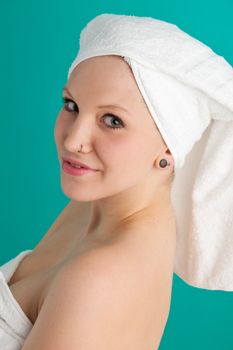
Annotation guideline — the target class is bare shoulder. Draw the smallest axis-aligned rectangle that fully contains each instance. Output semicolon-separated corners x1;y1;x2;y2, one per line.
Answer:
35;200;91;248
49;199;91;232
24;235;174;350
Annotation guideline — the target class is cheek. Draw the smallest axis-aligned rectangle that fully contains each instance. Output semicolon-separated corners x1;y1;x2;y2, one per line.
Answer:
100;136;137;164
102;134;146;176
116;134;155;182
54;114;67;145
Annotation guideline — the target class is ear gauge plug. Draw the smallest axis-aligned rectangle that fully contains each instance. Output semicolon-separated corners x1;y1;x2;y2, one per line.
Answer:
159;159;170;168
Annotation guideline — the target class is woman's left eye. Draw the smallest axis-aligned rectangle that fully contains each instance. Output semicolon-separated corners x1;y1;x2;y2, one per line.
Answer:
61;97;124;131
102;114;124;131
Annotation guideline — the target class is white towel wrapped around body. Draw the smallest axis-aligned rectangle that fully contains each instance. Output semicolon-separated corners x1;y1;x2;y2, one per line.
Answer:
67;14;233;291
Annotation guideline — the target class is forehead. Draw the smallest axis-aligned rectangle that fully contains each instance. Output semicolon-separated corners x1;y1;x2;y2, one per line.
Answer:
68;56;141;98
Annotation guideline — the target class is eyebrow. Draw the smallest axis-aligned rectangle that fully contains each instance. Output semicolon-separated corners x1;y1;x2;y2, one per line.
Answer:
62;87;131;115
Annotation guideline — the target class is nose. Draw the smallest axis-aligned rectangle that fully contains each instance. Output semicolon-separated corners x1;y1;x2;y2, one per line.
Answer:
63;113;93;153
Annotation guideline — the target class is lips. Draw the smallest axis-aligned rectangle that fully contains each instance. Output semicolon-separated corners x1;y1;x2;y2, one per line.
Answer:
62;157;97;171
65;161;84;168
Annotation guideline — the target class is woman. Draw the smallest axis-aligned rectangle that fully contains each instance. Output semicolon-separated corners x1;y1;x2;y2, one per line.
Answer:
0;13;232;350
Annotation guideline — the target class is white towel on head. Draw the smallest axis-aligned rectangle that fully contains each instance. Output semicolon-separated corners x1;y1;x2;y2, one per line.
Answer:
67;13;233;291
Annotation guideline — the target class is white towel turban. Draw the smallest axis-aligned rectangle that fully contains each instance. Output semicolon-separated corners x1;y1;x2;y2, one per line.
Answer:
67;14;233;291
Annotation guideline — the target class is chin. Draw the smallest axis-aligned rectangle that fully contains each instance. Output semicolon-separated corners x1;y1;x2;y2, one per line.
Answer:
60;181;97;202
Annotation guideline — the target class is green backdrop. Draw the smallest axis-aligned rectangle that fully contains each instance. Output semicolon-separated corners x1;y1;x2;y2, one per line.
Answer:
0;1;232;349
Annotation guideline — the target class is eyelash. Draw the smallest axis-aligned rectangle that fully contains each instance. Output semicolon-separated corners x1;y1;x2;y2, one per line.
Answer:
61;97;124;131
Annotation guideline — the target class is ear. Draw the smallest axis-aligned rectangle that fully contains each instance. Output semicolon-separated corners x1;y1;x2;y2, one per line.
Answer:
156;147;175;170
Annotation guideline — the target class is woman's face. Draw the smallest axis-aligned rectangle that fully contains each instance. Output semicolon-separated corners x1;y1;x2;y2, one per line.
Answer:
54;55;168;202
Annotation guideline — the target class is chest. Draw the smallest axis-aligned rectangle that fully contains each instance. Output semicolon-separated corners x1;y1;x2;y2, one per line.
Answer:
7;205;93;326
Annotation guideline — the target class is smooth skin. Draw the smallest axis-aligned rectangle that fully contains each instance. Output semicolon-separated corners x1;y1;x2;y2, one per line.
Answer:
21;55;176;349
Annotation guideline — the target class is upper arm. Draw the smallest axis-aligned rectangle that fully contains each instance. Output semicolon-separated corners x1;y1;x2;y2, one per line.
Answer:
22;246;170;350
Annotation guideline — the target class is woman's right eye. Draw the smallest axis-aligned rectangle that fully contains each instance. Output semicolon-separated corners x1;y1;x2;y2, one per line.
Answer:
62;97;78;113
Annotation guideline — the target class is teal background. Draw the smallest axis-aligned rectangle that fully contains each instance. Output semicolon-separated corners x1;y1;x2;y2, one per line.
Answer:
0;1;232;349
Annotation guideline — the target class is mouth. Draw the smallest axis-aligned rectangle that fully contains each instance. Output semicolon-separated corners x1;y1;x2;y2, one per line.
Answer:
63;160;87;169
62;160;98;176
62;156;98;171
